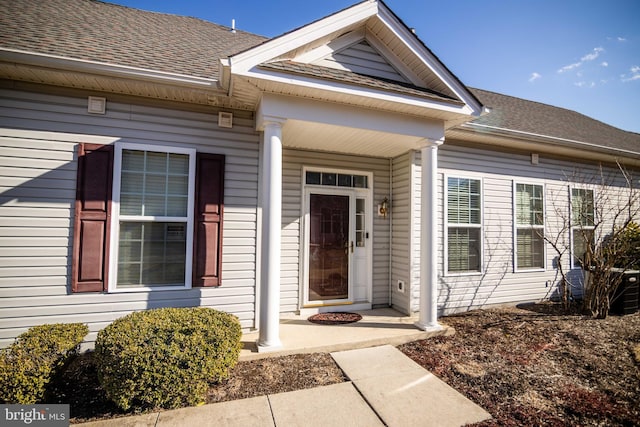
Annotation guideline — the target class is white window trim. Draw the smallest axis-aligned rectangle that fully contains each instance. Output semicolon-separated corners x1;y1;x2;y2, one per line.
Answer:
513;181;547;273
108;142;196;292
569;186;596;270
444;174;484;276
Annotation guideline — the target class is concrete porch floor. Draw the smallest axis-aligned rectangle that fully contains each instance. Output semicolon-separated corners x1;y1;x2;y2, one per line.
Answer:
240;308;454;360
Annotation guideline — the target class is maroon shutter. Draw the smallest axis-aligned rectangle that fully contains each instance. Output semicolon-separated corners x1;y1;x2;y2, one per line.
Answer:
193;153;225;287
71;143;113;292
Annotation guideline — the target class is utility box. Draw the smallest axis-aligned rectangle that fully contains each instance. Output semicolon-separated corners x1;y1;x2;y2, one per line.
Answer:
609;269;639;315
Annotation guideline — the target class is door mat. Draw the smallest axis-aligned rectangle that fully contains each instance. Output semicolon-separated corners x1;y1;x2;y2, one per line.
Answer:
307;312;362;325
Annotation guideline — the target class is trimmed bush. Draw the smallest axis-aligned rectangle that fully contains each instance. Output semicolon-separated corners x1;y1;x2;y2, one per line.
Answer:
94;307;242;410
0;323;88;404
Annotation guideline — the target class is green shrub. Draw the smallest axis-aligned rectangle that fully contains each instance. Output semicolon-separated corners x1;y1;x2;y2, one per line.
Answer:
614;222;640;269
0;323;88;404
94;307;242;410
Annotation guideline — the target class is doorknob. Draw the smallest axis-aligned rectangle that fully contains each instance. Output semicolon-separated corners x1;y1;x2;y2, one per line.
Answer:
350;241;354;253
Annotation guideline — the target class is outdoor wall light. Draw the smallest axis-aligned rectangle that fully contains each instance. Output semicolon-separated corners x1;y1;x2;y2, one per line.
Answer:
378;197;389;219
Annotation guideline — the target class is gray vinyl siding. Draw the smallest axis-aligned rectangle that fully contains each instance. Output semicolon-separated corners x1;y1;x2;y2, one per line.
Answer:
281;148;391;313
315;40;408;83
0;86;260;347
432;143;637;315
390;152;411;314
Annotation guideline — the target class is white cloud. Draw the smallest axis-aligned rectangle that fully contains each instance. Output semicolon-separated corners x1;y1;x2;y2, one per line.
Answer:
622;65;640;82
618;37;627;42
601;61;608;67
574;81;596;88
581;47;604;62
558;62;581;73
528;72;541;82
558;47;605;73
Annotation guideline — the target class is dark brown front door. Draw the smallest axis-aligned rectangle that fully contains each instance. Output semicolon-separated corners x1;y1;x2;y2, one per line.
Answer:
308;194;349;301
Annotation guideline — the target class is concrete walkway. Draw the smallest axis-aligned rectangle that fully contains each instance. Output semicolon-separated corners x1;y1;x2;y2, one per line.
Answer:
78;345;491;427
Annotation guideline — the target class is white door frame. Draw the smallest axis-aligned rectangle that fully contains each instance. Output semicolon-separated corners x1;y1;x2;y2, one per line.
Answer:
300;167;373;309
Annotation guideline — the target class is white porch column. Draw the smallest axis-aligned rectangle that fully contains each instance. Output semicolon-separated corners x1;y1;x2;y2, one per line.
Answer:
258;119;284;350
415;138;444;331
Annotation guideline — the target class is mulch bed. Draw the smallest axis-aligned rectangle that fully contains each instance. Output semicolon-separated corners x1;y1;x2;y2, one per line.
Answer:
307;312;362;325
48;304;640;425
400;304;640;426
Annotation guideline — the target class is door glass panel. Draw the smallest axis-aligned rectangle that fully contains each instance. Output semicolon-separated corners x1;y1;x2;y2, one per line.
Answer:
308;194;349;301
356;198;365;247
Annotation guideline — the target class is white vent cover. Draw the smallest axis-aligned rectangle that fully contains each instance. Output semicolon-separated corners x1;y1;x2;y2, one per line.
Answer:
88;96;106;114
218;111;233;128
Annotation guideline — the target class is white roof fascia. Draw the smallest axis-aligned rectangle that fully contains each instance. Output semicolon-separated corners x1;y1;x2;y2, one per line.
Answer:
235;67;473;116
460;122;640;159
1;48;221;90
230;1;378;73
376;5;483;117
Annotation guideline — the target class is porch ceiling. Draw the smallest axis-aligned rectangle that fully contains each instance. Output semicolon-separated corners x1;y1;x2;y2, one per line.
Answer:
282;118;423;158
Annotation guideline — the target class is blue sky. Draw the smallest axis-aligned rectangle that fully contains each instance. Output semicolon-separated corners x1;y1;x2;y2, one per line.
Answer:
109;0;640;133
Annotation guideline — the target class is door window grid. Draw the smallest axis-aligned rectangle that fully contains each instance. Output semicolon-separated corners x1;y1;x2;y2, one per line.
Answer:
306;171;368;188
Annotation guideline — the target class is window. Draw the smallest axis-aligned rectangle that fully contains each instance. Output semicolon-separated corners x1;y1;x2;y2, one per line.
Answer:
305;171;368;188
113;147;195;289
571;188;595;268
72;143;225;293
514;183;545;270
447;177;482;273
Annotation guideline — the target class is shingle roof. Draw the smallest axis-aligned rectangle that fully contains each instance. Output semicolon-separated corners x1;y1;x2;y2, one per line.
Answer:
1;0;637;157
469;88;640;156
259;61;463;105
0;0;267;80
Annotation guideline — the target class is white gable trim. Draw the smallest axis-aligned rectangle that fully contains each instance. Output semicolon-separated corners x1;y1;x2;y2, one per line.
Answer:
375;7;483;116
230;1;378;73
296;28;366;63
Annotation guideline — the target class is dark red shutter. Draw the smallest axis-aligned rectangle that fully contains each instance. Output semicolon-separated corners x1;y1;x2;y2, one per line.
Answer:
193;153;225;287
71;143;113;292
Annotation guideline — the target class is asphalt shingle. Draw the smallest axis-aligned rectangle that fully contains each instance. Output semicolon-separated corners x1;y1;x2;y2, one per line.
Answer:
469;88;640;155
1;0;638;156
0;0;267;80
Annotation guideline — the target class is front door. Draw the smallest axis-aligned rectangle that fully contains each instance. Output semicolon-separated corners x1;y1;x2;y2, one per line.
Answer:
303;187;371;306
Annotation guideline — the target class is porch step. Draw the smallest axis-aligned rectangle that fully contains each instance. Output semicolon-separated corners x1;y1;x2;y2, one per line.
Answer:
239;308;453;361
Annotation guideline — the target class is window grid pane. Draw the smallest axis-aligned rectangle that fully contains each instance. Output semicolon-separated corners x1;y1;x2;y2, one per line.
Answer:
120;150;189;217
515;183;545;270
447;177;481;225
571;188;594;226
116;148;192;289
447;228;481;272
517;229;544;269
117;222;186;287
